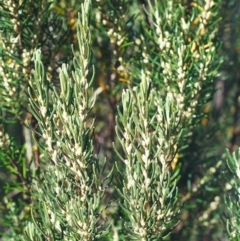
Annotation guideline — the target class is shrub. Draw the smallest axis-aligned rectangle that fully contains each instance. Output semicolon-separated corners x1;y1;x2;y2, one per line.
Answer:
1;0;240;240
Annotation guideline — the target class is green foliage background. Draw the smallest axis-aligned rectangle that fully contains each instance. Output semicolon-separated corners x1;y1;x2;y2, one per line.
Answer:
0;0;240;240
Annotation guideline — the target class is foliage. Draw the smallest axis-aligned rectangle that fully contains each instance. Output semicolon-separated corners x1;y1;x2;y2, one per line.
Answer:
115;73;181;240
224;149;240;241
1;0;240;240
0;0;75;238
21;1;111;240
